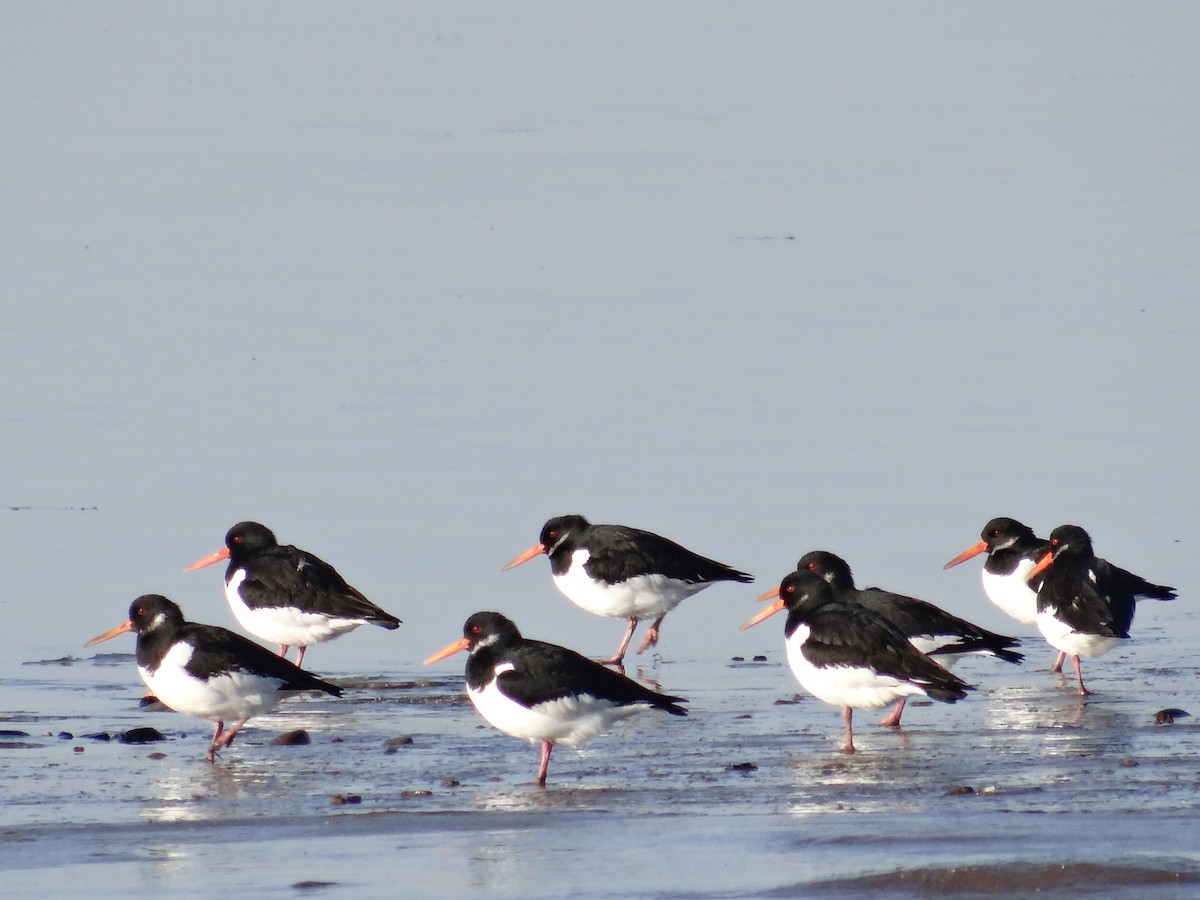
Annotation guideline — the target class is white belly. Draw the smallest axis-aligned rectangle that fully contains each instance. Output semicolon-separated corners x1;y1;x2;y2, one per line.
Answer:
1036;609;1122;659
553;550;707;620
139;642;287;723
982;567;1039;626
785;626;928;711
468;673;643;747
226;570;364;647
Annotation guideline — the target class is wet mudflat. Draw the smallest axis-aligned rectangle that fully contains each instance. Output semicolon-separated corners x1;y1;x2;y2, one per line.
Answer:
3;607;1199;897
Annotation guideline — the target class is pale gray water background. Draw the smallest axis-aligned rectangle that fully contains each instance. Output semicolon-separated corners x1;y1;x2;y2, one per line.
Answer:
2;3;1199;896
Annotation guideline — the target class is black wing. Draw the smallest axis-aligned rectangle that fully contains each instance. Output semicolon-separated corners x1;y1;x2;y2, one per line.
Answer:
178;622;342;695
586;524;753;586
856;588;1023;662
1098;558;1176;602
487;640;686;715
797;603;971;703
239;545;401;626
1037;566;1134;638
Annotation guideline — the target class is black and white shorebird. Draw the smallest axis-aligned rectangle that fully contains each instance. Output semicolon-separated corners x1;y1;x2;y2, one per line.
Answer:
186;521;401;667
424;611;687;786
945;517;1175;673
943;517;1049;628
502;514;753;666
85;594;342;761
760;550;1021;726
1025;524;1176;695
740;570;972;753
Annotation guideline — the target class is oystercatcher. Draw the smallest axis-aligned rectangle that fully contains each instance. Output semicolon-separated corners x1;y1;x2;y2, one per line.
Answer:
943;517;1049;628
85;594;341;761
1026;524;1175;695
502;514;753;666
186;521;400;666
424;611;687;786
740;570;971;753
760;550;1021;726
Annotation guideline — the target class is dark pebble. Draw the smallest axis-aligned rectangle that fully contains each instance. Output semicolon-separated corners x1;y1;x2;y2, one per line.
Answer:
773;695;803;705
753;655;768;662
57;732;73;740
73;746;84;753
120;727;165;744
1154;708;1190;725
331;794;362;806
401;789;433;798
1119;757;1139;768
440;778;461;788
147;752;167;760
731;656;745;662
271;729;311;746
293;881;339;890
946;785;975;796
385;735;414;748
139;695;168;711
725;762;758;772
82;732;112;742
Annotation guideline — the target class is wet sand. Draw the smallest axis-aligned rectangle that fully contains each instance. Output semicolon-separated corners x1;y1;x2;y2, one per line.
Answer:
4;607;1199;897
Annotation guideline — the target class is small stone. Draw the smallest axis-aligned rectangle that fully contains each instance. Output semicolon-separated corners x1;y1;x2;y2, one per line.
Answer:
1119;757;1139;768
73;746;84;753
331;794;362;806
58;732;73;740
440;778;461;788
82;732;112;742
725;762;758;772
148;752;167;760
946;785;975;796
753;655;767;662
384;735;414;748
120;727;165;744
1154;708;1190;725
401;789;432;798
271;729;311;746
773;695;803;705
293;882;339;891
731;656;745;662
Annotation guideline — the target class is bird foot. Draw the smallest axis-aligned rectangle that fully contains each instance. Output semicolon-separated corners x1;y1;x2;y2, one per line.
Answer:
636;627;660;654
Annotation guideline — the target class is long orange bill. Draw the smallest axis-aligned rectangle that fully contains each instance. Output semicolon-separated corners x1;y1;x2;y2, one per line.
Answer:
757;584;782;602
943;539;988;570
738;598;786;631
1026;552;1054;581
84;619;134;648
500;542;544;572
185;547;230;572
423;637;471;665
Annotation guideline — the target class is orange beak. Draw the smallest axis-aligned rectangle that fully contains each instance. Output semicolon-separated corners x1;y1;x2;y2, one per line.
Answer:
943;539;988;570
423;637;471;665
501;542;545;572
756;584;782;602
738;597;786;631
185;546;230;572
1026;552;1054;581
84;619;134;648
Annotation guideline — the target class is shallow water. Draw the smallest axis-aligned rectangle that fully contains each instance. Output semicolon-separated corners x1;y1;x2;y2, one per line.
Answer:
3;2;1200;896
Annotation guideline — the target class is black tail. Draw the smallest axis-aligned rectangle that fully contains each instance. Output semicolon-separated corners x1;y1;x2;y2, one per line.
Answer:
651;694;688;716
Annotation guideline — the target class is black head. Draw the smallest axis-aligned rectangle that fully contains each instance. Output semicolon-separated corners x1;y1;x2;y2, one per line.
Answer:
778;569;838;611
462;611;523;651
795;550;855;591
1047;524;1093;559
538;515;590;555
980;517;1038;550
127;594;187;635
225;521;280;557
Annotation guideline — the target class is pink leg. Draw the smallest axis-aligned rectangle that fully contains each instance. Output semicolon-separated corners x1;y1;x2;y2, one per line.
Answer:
294;645;307;667
636;613;667;655
535;740;553;787
277;644;290;659
205;721;226;763
1050;651;1066;673
841;707;856;753
597;618;639;667
1072;655;1090;695
877;698;906;728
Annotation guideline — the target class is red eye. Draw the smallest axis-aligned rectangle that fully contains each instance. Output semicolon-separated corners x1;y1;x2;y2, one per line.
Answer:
805;562;816;571
471;625;481;634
